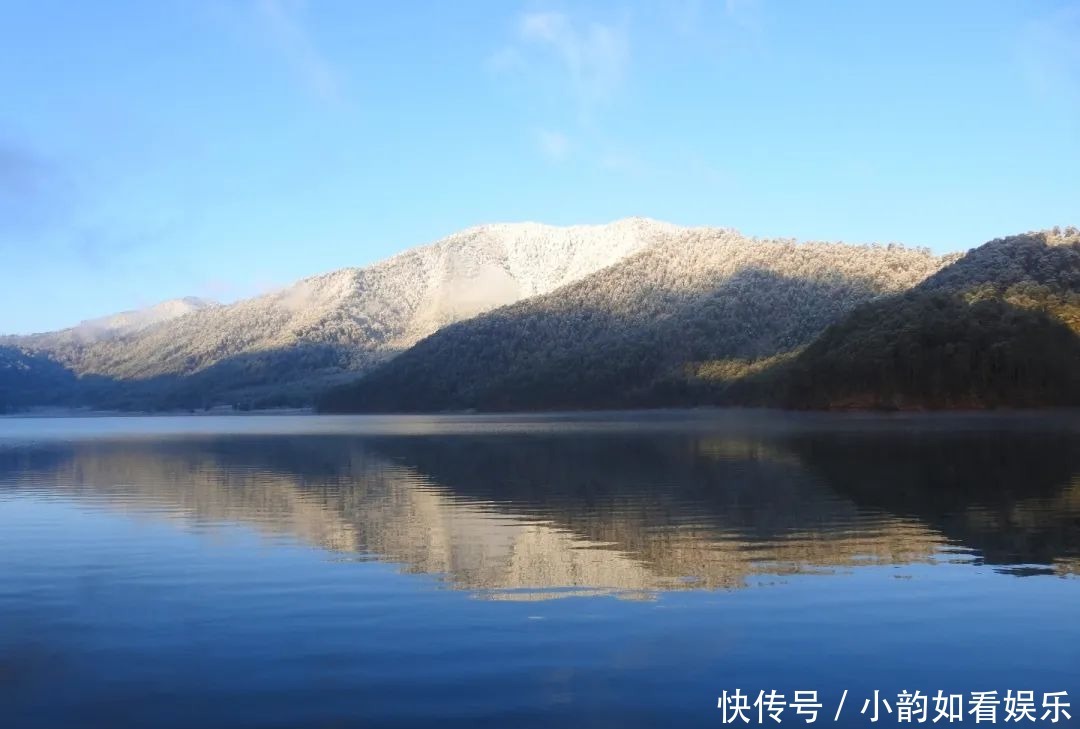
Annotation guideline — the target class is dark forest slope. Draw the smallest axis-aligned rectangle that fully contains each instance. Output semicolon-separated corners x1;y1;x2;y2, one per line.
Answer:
0;347;81;412
779;229;1080;409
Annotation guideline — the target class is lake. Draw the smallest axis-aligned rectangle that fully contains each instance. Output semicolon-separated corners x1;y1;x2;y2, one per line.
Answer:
1;411;1078;728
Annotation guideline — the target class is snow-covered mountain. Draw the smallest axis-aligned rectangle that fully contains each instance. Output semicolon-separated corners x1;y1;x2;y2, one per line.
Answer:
321;228;953;412
68;295;219;343
17;297;218;346
5;219;667;407
78;296;218;338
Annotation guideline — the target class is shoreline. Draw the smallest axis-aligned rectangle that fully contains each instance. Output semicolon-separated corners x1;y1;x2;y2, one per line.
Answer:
0;406;314;419
3;404;1079;421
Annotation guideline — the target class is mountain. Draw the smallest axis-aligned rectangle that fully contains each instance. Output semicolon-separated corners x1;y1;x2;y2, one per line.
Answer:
14;221;1072;415
0;299;218;412
0;346;79;413
779;228;1080;409
12;297;217;346
2;219;665;410
74;296;217;340
319;229;951;413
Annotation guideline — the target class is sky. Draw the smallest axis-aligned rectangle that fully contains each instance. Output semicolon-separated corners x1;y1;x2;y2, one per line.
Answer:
1;0;1078;334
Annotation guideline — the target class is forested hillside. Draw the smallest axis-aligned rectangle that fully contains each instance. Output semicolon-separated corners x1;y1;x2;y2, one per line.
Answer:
0;346;79;413
319;231;949;412
779;229;1080;409
10;222;1074;415
2;220;664;410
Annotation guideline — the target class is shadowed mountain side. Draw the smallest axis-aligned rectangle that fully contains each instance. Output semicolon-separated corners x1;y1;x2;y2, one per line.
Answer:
0;346;120;413
321;257;940;413
773;230;1080;409
0;342;404;413
0;346;79;412
775;294;1080;409
91;343;407;411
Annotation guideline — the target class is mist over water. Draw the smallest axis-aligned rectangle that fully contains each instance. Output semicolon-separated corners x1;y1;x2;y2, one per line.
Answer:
1;413;1078;728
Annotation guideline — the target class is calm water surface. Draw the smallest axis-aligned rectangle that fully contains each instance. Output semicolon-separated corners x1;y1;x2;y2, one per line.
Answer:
1;411;1078;728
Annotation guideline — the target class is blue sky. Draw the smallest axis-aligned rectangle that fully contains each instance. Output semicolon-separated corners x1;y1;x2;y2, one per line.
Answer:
1;0;1078;334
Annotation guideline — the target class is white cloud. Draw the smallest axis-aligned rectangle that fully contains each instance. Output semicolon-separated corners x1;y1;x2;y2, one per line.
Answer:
253;0;342;102
536;128;571;161
490;9;632;166
519;11;565;43
492;5;746;176
495;10;630;121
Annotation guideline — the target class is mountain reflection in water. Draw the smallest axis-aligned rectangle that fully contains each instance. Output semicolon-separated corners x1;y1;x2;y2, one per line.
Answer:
2;414;1077;598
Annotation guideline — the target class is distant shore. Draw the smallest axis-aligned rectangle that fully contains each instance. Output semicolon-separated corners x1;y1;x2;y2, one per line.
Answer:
3;405;1079;423
1;406;314;418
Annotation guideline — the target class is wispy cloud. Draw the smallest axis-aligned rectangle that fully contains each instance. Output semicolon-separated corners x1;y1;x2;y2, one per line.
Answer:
492;4;753;178
0;144;50;200
491;9;631;166
494;10;630;122
0;139;183;275
196;274;282;305
666;0;763;54
535;128;571;162
253;0;343;102
1017;4;1080;107
0;141;75;239
524;11;629;119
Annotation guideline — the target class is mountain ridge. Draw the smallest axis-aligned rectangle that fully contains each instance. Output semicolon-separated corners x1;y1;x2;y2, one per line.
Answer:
319;228;953;413
6;296;216;343
10;220;1073;415
777;228;1080;409
2;218;677;409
